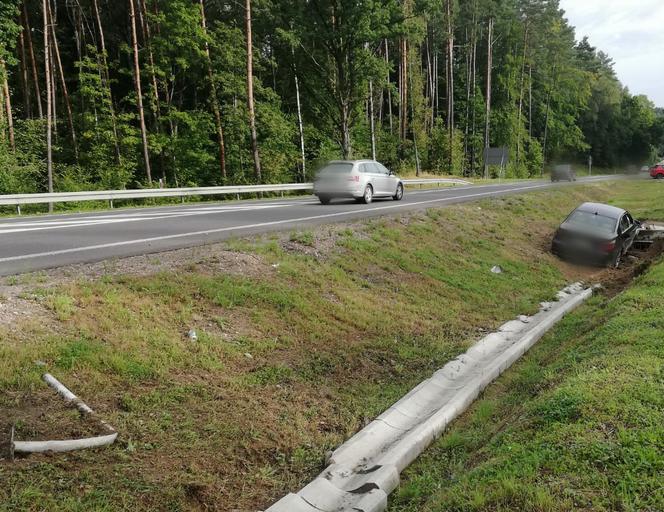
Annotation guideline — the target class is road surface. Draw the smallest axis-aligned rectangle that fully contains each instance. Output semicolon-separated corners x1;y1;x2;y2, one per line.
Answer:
0;176;623;276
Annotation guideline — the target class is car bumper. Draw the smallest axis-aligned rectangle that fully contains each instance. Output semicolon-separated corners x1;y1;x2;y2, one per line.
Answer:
314;183;364;198
551;239;614;266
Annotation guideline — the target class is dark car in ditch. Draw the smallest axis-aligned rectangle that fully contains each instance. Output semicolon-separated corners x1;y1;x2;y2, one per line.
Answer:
551;202;639;267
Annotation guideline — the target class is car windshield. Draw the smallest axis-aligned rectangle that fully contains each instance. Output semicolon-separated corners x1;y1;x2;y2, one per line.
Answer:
565;210;617;236
318;163;353;175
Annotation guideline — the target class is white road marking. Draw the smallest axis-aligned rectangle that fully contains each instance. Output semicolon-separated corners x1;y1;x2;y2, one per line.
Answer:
0;203;299;234
0;183;551;264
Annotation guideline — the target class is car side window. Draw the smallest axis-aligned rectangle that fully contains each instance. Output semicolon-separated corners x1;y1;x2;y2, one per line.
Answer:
358;164;370;174
625;213;634;226
381;164;391;175
619;215;630;233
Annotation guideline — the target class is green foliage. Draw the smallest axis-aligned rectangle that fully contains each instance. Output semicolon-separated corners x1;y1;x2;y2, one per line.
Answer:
428;120;464;174
0;0;661;193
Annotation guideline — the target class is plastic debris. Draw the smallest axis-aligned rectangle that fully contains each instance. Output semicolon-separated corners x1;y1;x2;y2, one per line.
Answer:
244;352;253;359
187;329;198;342
490;265;503;274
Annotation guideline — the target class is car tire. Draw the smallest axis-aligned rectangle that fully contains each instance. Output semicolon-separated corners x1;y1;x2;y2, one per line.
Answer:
393;183;404;201
318;195;331;205
657;174;664;180
361;185;373;204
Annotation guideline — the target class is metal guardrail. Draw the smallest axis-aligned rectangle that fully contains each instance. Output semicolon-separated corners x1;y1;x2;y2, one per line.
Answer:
0;178;471;210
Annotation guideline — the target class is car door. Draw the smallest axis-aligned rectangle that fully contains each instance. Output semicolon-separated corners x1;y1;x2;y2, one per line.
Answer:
363;162;385;195
358;163;377;193
375;163;396;196
617;214;634;252
621;213;638;250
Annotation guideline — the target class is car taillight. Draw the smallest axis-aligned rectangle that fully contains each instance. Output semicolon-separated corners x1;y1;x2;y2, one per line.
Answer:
347;175;360;182
601;241;616;252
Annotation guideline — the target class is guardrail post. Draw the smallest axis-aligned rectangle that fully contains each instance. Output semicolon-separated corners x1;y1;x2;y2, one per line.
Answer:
17;205;21;215
109;199;114;209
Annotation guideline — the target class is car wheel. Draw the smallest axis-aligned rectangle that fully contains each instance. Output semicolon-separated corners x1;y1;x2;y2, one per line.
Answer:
393;183;404;201
361;185;373;204
318;195;331;205
657;174;664;179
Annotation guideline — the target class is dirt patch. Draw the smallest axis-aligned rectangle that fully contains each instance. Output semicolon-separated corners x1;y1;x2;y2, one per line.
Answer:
0;389;105;462
0;293;53;332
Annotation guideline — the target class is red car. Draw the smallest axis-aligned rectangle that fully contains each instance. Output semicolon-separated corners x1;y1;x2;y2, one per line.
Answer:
651;164;664;179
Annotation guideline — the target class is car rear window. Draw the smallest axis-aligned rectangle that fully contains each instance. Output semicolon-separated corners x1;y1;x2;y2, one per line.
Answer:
318;163;353;174
565;210;617;236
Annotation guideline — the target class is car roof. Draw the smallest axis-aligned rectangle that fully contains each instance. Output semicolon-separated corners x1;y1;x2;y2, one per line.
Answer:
575;202;626;219
327;160;378;165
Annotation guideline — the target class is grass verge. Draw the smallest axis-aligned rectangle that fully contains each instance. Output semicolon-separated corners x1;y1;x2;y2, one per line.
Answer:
389;257;664;512
0;179;662;511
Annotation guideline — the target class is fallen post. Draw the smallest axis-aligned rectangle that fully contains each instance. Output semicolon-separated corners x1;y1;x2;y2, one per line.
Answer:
11;373;118;456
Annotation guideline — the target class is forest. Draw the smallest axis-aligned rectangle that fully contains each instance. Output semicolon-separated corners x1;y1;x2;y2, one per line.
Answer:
0;0;663;194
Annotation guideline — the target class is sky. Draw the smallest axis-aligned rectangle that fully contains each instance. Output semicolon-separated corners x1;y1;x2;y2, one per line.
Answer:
559;0;664;108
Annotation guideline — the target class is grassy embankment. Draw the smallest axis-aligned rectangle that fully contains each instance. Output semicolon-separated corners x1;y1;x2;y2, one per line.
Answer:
0;179;662;511
390;255;664;512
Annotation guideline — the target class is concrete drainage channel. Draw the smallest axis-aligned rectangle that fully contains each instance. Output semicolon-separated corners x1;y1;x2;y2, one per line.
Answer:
265;283;594;512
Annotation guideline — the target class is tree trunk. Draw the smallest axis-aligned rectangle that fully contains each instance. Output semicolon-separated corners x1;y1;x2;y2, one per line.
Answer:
446;0;454;173
408;56;420;176
463;27;471;169
47;0;78;161
515;24;529;164
137;0;166;183
23;3;43;119
341;102;351;159
245;0;261;182
470;20;478;172
129;0;152;184
483;17;493;179
137;1;161;127
293;51;306;180
1;59;15;151
399;37;407;140
0;75;5;143
542;61;557;172
200;0;227;180
43;0;53;210
17;24;31;117
384;38;393;134
369;80;376;160
92;0;122;165
528;65;533;137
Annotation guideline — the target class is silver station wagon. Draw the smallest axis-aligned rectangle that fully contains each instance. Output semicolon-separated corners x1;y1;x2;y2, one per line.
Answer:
313;160;404;205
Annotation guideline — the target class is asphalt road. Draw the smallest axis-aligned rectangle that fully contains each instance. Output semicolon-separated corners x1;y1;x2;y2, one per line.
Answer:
0;176;624;276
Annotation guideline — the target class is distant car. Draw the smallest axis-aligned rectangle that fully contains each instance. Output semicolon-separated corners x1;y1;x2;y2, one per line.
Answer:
551;202;639;267
551;164;576;182
650;164;664;179
313;160;404;205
